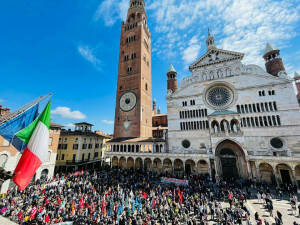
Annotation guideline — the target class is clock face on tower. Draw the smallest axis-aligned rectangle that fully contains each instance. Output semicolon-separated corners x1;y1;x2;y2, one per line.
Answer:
119;91;137;112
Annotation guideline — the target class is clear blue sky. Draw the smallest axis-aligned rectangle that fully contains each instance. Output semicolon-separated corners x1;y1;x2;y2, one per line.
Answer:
0;0;299;134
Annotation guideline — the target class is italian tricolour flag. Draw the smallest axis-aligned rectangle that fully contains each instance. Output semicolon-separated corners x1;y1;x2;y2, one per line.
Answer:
13;101;51;190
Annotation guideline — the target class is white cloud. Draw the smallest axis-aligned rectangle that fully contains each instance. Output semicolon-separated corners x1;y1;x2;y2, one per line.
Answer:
94;0;128;26
182;35;201;65
78;45;101;68
101;120;114;125
51;107;86;120
147;0;300;67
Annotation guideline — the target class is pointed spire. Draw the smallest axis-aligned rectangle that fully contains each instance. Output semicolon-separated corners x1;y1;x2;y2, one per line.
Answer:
168;64;176;73
264;43;277;55
208;28;211;37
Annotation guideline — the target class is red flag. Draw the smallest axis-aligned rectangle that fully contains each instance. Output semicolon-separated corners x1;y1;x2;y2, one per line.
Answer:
143;192;148;199
30;206;37;220
101;199;106;215
152;198;156;209
79;198;84;209
178;188;183;204
75;171;79;176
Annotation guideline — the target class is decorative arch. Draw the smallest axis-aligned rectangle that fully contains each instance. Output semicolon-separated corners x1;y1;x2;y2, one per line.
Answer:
112;156;119;167
144;158;152;171
259;163;274;183
127;157;134;169
197;160;209;174
163;158;172;173
119;157;126;169
153;158;162;173
185;159;196;174
276;163;293;184
135;157;143;170
215;139;248;179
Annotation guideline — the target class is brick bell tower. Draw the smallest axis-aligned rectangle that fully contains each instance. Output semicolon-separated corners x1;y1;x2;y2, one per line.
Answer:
113;0;152;139
263;43;286;76
167;64;178;93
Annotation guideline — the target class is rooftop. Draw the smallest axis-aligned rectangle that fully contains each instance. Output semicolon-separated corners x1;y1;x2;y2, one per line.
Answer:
74;122;94;126
264;42;278;55
168;64;176;73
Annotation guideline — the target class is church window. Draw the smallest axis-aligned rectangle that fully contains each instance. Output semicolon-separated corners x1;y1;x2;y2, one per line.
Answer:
119;86;123;90
145;83;148;91
276;115;281;126
260;103;265;112
251;117;255;127
272;116;277;126
272;90;275;95
265;103;269;112
263;116;268;126
242;118;246;127
270;138;283;149
237;105;241;113
241;105;245;114
255;117;259;127
259;117;263;126
182;140;191;149
246;118;251;127
127;67;132;73
253;104;257;113
124;55;129;61
273;102;277;111
256;103;261;112
268;116;272;126
269;102;273;111
205;109;208;116
245;105;249;113
193;110;196;118
249;104;253;113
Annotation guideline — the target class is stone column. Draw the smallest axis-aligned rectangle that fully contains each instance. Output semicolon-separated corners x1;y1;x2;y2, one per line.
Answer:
291;169;297;187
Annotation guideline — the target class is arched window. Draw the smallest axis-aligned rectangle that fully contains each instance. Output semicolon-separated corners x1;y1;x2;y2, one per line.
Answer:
273;102;277;111
259;117;263;126
257;103;261;112
261;103;265;112
265;102;269;112
249;104;253;113
252;104;257;113
263;116;268;126
251;117;255;127
237;105;241;113
268;116;272;126
277;115;281;126
272;115;277;126
245;105;249;113
255;117;259;127
241;105;245;114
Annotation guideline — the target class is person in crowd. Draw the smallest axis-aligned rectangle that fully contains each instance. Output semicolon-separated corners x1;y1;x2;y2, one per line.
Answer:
0;167;298;225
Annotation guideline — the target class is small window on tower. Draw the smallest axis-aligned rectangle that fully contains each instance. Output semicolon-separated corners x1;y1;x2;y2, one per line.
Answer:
119;86;123;90
145;83;148;91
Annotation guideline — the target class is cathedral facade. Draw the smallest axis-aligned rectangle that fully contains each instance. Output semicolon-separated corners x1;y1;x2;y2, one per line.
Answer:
167;34;300;186
106;0;300;187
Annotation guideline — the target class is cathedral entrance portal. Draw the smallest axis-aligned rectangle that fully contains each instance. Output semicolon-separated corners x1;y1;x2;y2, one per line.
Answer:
215;140;248;179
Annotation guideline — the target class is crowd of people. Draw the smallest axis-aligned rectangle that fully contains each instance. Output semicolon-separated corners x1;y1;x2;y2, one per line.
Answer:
0;168;299;225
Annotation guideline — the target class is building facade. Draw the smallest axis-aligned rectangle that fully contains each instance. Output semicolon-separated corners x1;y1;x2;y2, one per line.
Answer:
55;122;111;172
107;0;165;162
105;0;300;187
166;34;300;186
0;122;61;193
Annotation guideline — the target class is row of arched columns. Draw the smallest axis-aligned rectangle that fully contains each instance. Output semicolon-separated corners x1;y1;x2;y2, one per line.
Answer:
110;156;211;175
251;161;300;186
211;119;240;134
109;143;165;153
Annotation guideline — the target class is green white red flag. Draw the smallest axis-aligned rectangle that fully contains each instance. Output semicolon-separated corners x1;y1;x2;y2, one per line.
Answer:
13;101;51;190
